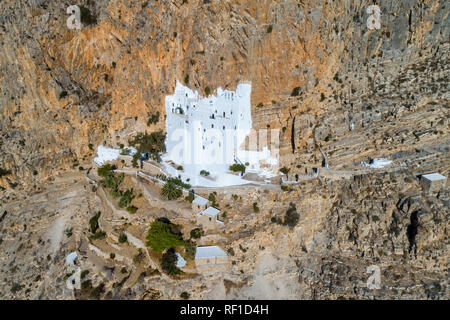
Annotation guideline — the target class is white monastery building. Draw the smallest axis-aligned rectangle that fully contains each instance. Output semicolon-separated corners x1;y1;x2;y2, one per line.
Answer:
163;81;277;187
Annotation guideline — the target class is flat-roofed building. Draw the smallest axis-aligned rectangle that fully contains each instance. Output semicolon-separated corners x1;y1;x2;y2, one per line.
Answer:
420;173;447;192
197;206;224;230
195;246;228;267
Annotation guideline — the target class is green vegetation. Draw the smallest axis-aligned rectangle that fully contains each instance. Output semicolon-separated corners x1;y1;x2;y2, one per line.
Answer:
126;205;138;214
229;163;246;174
252;202;260;213
59;91;68;99
291;87;301;96
128;131;166;160
184;241;196;260
147;111;160;126
271;203;299;227
324;134;331;142
200;170;210;176
97;164;114;177
180;292;190;300
167;177;191;189
118;233;127;243
161;181;183;200
256;102;264;108
90;231;106;240
146;220;185;253
185;190;195;203
190;228;204;239
0;168;11;178
64;228;73;238
284;203;299;228
184;74;189;84
79;5;97;25
208;192;218;208
110;253;115;259
118;188;135;208
89;211;101;234
160;248;182;275
204;86;211;96
120;148;131;155
320;93;326;101
280;167;290;176
81;270;90;280
133;248;145;264
267;25;273;33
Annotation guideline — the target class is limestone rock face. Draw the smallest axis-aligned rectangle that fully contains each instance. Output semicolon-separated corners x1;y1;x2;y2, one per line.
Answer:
0;0;448;300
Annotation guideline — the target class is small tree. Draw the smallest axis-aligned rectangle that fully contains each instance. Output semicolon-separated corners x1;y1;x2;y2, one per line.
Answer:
284;203;299;228
190;228;204;239
161;248;182;275
97;164;113;177
229;164;245;174
89;212;101;234
280;167;290;180
146;220;185;253
161;182;183;200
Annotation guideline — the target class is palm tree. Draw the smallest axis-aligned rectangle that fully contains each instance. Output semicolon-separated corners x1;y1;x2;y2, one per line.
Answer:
161;182;182;200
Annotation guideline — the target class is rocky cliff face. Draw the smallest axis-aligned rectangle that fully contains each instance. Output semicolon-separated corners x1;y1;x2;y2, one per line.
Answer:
0;0;448;300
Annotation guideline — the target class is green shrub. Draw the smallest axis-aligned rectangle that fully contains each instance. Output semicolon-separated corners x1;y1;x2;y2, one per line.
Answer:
256;102;264;108
229;163;245;173
147;111;160;126
280;167;290;176
59;91;68;99
284;203;299;228
180;292;190;300
291;87;301;96
320;93;326;101
161;182;183;200
200;170;210;176
184;74;189;84
133;248;145;264
146;220;185;253
160;248;182;275
81;270;90;280
0;168;11;178
184;241;196;260
208;192;218;207
119;188;135;208
126;205;138;214
204;87;211;96
267;25;273;33
252;202;260;213
190;228;204;239
89;211;101;234
185;190;195;203
119;233;127;243
80;6;97;25
167;177;191;189
110;253;115;259
129;131;166;159
97;164;113;177
89;231;106;240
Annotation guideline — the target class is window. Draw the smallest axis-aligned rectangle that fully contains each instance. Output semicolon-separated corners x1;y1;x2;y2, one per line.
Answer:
211;124;214;128
223;112;226;117
223;126;225;130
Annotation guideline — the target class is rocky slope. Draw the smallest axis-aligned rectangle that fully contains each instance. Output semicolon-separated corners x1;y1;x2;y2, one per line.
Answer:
0;0;448;299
